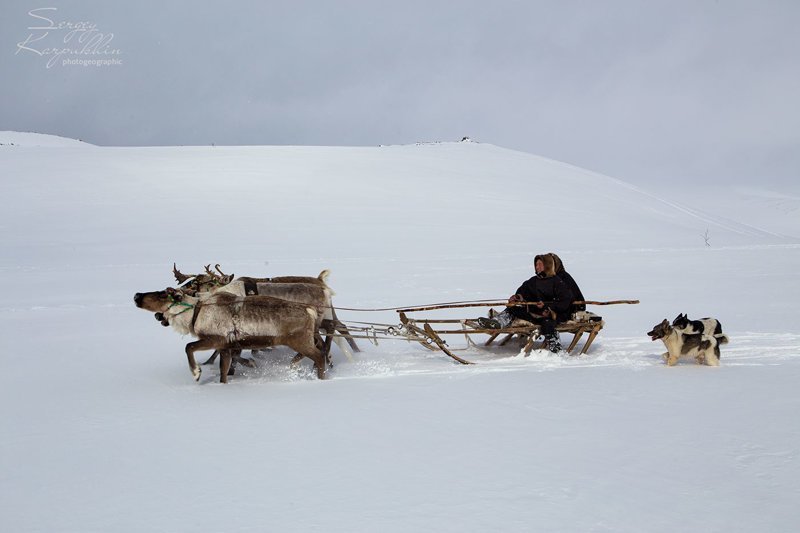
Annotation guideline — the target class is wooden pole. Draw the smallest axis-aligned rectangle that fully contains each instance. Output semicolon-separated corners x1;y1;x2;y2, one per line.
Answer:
397;299;639;313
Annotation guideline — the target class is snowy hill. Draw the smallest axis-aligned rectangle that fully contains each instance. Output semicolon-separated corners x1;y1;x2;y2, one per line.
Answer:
0;131;94;147
1;134;798;532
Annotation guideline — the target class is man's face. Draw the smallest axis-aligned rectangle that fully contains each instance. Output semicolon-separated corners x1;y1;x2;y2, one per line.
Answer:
535;259;544;274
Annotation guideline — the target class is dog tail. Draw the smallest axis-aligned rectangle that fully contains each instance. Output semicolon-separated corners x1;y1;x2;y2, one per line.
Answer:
715;334;729;345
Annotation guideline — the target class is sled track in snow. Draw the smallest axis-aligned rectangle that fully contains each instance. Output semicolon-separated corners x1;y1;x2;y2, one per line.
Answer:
197;332;800;385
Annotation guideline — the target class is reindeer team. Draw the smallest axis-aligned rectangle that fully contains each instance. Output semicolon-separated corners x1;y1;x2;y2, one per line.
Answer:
134;264;357;383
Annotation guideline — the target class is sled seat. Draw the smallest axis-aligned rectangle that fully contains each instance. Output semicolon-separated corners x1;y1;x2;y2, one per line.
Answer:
483;311;604;355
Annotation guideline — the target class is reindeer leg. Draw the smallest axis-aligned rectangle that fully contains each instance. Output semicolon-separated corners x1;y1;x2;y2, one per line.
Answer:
314;348;327;380
294;331;325;367
324;317;354;362
290;334;317;367
228;349;245;375
331;308;360;352
201;350;220;366
235;353;257;369
185;338;217;382
288;336;326;380
323;321;335;369
219;350;233;384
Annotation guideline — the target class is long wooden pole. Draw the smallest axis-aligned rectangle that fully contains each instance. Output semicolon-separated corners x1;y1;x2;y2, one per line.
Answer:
396;300;639;314
575;300;640;306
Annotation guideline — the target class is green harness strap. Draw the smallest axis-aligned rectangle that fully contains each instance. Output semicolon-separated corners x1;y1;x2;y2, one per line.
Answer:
167;297;195;317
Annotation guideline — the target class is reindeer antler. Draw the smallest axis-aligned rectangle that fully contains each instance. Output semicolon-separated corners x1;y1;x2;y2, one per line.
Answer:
214;264;228;277
203;264;229;283
173;263;191;283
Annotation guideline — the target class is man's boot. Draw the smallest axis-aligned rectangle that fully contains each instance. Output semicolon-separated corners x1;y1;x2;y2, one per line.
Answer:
477;310;513;330
544;333;562;353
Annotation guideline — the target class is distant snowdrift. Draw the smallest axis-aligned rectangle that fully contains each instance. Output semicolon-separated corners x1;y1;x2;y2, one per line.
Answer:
0;131;94;147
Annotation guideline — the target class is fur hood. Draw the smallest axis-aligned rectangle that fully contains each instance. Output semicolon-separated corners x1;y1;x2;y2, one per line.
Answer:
534;253;557;278
549;252;565;274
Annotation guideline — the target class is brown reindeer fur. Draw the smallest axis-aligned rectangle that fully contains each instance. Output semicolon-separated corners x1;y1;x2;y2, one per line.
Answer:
222;269;331;291
134;289;326;383
171;266;358;360
211;273;356;359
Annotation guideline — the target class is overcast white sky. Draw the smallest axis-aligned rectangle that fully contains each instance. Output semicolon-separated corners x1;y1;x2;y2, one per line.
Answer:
2;1;798;187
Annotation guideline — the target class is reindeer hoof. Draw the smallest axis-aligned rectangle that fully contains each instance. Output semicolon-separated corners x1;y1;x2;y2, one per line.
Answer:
192;367;201;382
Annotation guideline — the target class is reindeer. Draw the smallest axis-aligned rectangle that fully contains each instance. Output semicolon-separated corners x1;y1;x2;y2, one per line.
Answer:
134;288;326;383
162;264;253;372
172;264;360;363
210;279;340;367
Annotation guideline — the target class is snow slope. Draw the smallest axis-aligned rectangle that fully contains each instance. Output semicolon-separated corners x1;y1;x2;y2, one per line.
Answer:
1;135;798;532
0;131;94;147
652;184;800;241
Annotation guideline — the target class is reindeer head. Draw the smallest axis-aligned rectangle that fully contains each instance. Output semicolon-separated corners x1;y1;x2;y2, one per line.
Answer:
134;287;184;313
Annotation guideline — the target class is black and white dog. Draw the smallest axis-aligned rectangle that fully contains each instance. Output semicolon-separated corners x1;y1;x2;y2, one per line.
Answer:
672;313;724;338
648;319;729;366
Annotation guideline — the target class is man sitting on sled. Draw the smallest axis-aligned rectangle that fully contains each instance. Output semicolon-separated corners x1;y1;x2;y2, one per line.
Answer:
478;253;574;353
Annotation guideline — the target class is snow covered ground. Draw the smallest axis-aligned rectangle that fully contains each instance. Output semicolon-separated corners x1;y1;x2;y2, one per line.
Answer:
1;133;798;531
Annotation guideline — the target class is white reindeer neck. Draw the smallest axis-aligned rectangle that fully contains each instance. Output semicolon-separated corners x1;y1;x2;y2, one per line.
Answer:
164;293;200;336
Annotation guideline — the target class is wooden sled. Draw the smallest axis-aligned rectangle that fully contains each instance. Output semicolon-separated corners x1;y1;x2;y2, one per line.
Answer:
397;300;637;364
482;313;605;355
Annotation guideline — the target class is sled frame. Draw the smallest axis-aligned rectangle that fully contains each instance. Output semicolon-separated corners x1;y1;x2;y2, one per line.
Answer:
398;311;605;360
